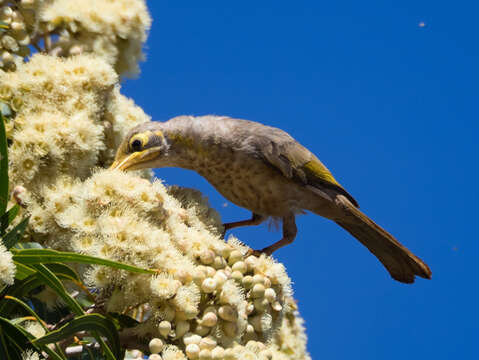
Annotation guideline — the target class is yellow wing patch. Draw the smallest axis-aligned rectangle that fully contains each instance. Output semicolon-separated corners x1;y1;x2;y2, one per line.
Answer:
303;159;340;187
302;158;359;207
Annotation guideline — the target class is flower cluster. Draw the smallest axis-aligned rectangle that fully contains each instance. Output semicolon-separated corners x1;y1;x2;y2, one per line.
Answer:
0;0;150;75
38;0;151;76
1;2;311;358
1;53;150;191
21;169;308;359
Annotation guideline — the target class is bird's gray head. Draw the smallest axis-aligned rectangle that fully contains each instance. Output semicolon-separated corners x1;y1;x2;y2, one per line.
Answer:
110;122;170;171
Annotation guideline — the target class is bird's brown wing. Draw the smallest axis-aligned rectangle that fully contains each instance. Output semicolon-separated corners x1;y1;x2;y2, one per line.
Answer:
259;139;359;207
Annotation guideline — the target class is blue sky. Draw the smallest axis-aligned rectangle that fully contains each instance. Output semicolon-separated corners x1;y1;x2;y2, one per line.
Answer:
123;1;477;359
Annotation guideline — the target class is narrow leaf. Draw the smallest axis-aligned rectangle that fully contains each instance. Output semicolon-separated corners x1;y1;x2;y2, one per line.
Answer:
3;296;48;331
0;316;36;357
45;263;81;283
0;327;12;360
13;261;36;280
34;314;121;360
13;248;156;274
1;217;30;249
0;113;8;215
0;205;19;236
31;264;84;315
1;296;67;359
0;317;64;360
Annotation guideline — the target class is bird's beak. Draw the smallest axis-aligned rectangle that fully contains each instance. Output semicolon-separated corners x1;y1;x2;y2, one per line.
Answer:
109;148;161;171
109;152;141;171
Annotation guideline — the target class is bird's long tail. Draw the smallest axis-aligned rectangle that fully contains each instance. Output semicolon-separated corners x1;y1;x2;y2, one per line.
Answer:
334;195;432;283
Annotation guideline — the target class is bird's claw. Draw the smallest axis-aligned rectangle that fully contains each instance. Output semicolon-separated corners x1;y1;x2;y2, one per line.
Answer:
246;248;267;258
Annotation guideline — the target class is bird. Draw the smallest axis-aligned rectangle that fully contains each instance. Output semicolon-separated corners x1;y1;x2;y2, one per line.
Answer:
110;115;432;284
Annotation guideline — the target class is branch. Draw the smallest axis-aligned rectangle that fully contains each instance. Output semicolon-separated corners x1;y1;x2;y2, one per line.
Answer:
62;329;149;356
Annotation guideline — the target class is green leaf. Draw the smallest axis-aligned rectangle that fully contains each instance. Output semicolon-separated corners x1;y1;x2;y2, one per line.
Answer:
13;261;36;280
31;264;84;316
0;316;36;358
13;248;157;275
0;112;8;215
1;267;87;315
1;217;30;249
0;205;19;237
17;267;116;360
0;326;12;360
34;314;121;360
1;296;67;359
0;275;42;304
0;317;65;360
3;296;48;332
45;263;81;283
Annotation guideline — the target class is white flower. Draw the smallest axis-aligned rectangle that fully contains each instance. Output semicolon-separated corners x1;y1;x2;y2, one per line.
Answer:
0;244;15;285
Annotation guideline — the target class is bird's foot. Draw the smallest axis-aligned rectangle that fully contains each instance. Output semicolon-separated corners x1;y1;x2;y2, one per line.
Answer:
246;248;272;257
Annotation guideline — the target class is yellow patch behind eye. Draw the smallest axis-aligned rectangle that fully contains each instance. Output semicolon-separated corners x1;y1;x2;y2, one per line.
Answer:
155;130;164;139
129;132;151;148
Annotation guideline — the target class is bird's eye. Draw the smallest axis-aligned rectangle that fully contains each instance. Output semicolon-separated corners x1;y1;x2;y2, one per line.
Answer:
131;139;143;152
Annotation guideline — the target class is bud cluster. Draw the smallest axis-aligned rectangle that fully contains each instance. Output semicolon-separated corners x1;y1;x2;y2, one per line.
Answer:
0;1;35;71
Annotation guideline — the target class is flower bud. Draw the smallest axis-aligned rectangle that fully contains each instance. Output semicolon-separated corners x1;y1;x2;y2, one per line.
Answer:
194;324;210;336
148;338;164;354
10;21;25;31
231;261;246;274
242;275;254;289
205;267;216;278
251;283;265;298
201;278;217;293
200;250;215;265
211;347;225;359
199;349;212;360
228;250;242;265
1;51;13;64
264;288;276;303
175;320;190;338
200;312;217;327
212;256;226;269
213;271;228;288
252;274;264;285
192;267;206;284
231;271;243;281
158;320;171;338
199;336;216;350
2;35;19;52
186;344;200;359
272;301;283;312
183;333;201;345
218;305;238;322
244;256;257;270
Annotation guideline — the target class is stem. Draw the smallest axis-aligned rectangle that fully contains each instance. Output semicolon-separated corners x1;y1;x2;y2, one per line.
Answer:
44;34;52;52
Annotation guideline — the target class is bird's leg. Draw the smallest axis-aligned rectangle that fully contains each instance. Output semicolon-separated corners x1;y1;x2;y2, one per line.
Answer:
222;213;265;237
251;214;297;256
